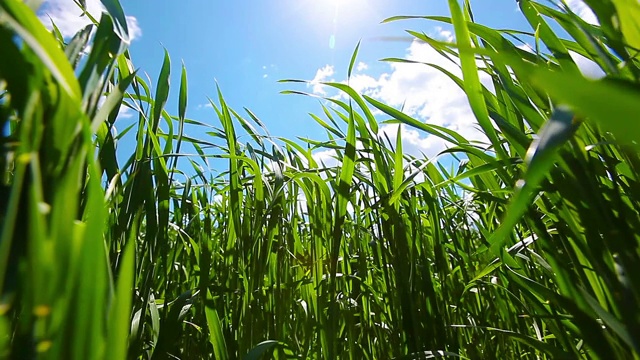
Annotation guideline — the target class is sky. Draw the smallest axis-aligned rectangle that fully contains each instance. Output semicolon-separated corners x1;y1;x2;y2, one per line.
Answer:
36;0;600;169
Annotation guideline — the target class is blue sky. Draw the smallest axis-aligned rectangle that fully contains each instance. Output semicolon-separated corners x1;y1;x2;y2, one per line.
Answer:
38;0;599;167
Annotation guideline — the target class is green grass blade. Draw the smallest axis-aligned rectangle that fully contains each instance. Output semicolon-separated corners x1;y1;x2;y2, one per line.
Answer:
206;291;229;360
106;224;136;360
447;0;505;159
0;0;81;98
348;40;361;79
152;49;171;133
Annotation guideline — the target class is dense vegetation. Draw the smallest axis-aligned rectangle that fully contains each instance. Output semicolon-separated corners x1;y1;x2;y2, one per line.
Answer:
1;0;640;358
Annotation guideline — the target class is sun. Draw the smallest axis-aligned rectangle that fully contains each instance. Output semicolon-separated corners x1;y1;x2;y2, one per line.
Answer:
303;0;374;49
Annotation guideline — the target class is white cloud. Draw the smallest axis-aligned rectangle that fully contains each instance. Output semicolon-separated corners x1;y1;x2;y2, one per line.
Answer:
570;51;605;79
517;43;534;53
434;26;454;42
356;61;368;72
309;32;492;159
344;73;381;97
128;18;142;40
312;149;339;169
196;102;215;110
309;65;335;96
98;95;134;119
38;0;141;41
118;105;134;119
564;0;598;25
516;27;603;79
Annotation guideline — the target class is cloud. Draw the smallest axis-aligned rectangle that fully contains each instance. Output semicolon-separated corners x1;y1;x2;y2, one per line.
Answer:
196;103;214;110
118;105;134;119
570;51;605;79
309;30;492;159
356;61;368;72
517;43;534;53
38;0;142;41
434;26;454;42
309;65;335;96
97;95;135;120
312;149;339;169
305;15;604;165
565;0;598;25
516;33;603;79
516;25;603;78
344;73;380;95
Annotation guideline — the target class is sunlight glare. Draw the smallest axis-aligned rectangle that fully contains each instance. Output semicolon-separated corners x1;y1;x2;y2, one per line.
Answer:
303;0;374;49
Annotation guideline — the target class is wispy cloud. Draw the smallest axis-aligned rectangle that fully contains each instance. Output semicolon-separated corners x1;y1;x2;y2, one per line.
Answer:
517;34;603;79
570;51;605;79
118;105;134;119
312;149;339;169
196;103;214;110
309;29;491;159
38;0;142;40
517;43;534;53
308;65;335;96
565;0;598;25
517;42;605;77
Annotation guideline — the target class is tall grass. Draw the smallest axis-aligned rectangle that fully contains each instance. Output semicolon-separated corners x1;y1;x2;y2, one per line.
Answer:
1;0;639;358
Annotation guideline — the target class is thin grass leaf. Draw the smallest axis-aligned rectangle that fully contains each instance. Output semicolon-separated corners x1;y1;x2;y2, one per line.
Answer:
206;291;229;360
348;40;361;79
0;0;81;98
448;0;505;159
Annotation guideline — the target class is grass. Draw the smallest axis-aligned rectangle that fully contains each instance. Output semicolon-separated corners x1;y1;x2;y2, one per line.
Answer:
1;0;640;358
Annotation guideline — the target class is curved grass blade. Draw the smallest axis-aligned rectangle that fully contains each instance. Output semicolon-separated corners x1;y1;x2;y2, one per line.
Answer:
447;0;505;160
348;40;361;79
100;0;130;44
484;106;581;255
0;0;81;98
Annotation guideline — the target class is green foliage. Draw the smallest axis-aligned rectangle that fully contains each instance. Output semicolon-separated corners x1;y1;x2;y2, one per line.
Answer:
1;0;639;359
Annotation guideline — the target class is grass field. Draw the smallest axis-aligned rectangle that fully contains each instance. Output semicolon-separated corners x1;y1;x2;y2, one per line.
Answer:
1;0;640;358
